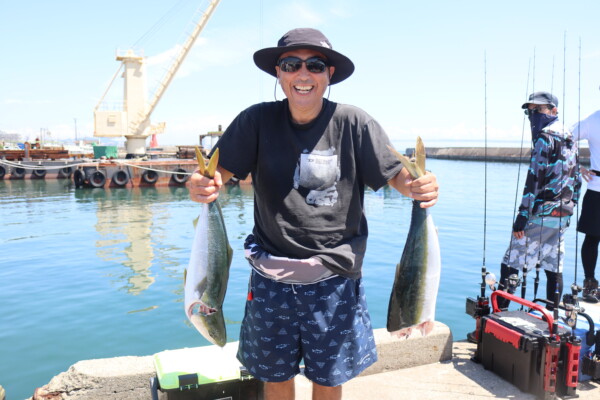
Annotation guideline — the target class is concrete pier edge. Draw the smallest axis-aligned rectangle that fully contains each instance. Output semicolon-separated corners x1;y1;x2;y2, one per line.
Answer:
424;147;591;164
28;322;452;400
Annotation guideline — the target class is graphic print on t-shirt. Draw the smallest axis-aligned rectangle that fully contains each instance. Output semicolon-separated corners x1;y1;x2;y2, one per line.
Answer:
293;147;340;206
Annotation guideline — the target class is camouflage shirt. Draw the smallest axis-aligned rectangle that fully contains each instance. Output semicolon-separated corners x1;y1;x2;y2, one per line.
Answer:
518;120;581;220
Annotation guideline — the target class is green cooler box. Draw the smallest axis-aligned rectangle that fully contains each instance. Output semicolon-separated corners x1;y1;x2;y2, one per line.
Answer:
150;346;262;400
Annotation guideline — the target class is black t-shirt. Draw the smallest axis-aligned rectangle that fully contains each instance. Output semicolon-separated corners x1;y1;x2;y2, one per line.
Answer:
215;98;402;279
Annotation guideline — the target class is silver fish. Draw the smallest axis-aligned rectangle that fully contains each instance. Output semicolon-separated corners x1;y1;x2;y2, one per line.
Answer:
386;138;441;338
184;148;233;347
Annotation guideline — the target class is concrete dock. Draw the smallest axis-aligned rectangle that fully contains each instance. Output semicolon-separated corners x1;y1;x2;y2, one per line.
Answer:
27;322;600;400
424;146;591;164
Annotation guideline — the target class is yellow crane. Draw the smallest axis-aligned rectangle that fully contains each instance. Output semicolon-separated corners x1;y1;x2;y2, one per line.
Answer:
93;0;221;158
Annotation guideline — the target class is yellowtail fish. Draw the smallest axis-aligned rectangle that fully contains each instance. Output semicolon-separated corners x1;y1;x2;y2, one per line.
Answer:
184;148;233;347
386;137;441;338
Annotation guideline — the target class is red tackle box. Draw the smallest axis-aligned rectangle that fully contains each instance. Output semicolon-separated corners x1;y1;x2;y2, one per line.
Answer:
475;291;580;399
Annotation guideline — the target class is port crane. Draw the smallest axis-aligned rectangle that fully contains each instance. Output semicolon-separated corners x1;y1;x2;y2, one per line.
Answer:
93;0;221;157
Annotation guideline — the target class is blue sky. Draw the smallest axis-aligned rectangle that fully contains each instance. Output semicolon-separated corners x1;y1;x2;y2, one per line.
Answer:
1;0;600;149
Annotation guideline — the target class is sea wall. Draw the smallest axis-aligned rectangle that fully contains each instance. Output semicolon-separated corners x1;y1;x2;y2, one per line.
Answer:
28;323;452;400
419;147;591;164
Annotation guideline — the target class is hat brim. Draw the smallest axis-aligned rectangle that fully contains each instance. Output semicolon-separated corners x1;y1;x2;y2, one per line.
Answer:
521;98;558;109
521;100;557;109
253;45;354;85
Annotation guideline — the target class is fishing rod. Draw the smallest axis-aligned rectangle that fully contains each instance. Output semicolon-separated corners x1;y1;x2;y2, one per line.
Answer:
530;53;555;303
481;51;489;299
531;52;547;301
504;53;533;306
465;52;493;334
575;36;600;381
561;35;584;336
520;49;545;307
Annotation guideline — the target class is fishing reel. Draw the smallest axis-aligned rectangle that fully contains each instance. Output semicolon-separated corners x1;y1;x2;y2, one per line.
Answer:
562;283;583;328
465;273;498;318
506;273;521;294
485;273;498;291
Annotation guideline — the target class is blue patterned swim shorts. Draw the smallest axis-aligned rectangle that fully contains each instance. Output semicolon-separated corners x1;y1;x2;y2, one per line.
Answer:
236;270;377;387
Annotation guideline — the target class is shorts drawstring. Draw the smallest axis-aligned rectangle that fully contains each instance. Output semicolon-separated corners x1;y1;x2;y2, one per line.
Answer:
291;284;297;294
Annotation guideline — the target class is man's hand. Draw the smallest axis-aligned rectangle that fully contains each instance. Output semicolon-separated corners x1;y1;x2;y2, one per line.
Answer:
187;169;224;204
389;168;439;208
512;214;527;239
581;166;596;183
409;172;439;208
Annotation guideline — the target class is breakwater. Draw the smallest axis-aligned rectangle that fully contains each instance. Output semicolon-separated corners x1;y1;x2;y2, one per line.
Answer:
420;147;591;164
28;325;453;399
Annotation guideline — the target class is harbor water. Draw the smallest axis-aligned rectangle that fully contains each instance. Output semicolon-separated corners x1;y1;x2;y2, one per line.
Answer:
0;158;588;399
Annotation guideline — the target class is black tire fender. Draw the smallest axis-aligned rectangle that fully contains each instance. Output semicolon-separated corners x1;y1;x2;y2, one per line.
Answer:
32;168;47;179
73;169;85;187
142;170;159;185
171;168;189;184
89;170;107;188
59;166;73;179
11;167;25;179
112;170;129;186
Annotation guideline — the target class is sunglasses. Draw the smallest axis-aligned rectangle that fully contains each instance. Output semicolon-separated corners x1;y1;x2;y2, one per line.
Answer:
277;56;329;74
524;105;550;115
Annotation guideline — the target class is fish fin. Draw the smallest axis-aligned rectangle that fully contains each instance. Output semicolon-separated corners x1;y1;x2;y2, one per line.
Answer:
195;147;219;178
415;137;426;177
417;320;435;336
206;148;219;178
387;137;428;179
195;147;206;176
390;321;434;339
386;145;422;179
227;241;234;264
189;309;227;347
391;327;413;340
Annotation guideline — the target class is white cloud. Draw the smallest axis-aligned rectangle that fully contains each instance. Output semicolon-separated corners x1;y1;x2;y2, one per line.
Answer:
147;44;182;66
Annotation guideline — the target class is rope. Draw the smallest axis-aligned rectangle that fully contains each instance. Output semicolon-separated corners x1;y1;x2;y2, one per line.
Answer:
131;0;194;49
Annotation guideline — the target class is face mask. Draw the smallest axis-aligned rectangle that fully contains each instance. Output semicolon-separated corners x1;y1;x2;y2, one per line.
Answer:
528;112;557;134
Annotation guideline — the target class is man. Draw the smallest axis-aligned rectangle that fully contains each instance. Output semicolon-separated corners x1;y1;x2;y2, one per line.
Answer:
188;28;439;400
497;91;580;310
571;108;600;302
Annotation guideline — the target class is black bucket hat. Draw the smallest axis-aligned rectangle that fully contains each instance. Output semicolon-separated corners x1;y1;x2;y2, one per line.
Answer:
253;28;355;85
521;91;559;109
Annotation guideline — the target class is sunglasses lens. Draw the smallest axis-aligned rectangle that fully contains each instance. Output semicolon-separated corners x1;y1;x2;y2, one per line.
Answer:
306;58;327;73
278;57;327;73
524;108;539;116
278;58;301;72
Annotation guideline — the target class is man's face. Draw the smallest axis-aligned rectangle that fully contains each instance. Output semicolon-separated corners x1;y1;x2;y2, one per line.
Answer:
275;49;335;110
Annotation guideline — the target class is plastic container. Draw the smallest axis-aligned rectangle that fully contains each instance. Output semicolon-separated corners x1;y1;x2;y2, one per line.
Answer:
93;145;118;159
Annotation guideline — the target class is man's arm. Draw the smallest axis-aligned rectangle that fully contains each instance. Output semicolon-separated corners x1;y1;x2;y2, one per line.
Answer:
513;137;549;238
387;167;439;208
571;109;600;142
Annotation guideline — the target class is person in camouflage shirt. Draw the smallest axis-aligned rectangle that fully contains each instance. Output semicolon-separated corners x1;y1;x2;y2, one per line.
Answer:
499;91;581;309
